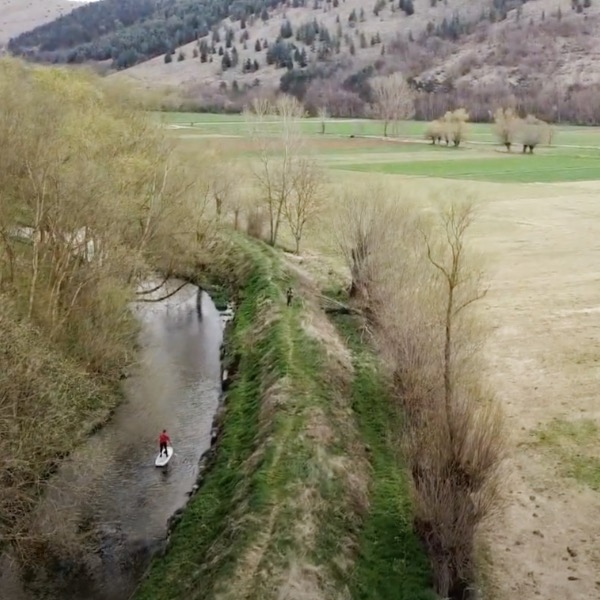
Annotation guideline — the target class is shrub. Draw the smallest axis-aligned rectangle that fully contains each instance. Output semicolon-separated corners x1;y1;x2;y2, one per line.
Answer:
245;208;267;239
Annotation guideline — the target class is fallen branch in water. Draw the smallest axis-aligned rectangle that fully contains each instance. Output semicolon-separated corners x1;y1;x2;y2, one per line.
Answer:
134;281;189;303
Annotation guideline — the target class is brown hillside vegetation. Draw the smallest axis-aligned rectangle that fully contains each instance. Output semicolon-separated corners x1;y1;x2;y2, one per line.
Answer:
105;0;600;122
5;0;600;121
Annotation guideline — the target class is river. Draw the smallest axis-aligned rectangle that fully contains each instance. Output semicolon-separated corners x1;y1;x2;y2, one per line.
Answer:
1;280;225;600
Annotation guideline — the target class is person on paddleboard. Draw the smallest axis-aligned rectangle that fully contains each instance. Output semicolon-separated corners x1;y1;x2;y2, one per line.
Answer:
159;429;171;457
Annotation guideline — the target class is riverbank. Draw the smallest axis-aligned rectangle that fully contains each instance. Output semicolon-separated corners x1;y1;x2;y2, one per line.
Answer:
0;298;126;557
134;237;434;600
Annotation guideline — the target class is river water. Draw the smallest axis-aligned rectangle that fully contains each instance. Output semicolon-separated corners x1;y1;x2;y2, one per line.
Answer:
1;281;224;600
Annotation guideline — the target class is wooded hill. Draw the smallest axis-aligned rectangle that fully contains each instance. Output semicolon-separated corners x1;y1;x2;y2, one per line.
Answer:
7;0;531;70
7;0;600;124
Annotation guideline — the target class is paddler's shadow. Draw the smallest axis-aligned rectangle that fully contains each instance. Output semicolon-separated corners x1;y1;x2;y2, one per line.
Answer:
156;455;175;478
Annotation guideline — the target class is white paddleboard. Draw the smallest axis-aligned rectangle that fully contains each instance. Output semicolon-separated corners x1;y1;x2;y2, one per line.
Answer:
155;446;174;467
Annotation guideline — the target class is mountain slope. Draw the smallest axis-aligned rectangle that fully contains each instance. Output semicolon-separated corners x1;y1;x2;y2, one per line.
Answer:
117;0;600;123
0;0;79;45
5;0;600;123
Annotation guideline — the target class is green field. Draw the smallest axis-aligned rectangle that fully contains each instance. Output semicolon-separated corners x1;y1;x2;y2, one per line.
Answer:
162;111;600;184
334;154;600;183
158;111;600;149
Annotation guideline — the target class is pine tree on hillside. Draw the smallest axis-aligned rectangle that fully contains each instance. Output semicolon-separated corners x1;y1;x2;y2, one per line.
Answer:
221;50;232;69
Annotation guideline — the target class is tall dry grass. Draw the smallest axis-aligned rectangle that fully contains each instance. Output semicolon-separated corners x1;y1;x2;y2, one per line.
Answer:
335;188;506;599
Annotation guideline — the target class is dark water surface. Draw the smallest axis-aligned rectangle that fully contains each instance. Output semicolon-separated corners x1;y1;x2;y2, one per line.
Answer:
1;282;224;600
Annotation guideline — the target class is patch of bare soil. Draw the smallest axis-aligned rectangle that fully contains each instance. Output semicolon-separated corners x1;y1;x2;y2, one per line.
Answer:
471;183;600;599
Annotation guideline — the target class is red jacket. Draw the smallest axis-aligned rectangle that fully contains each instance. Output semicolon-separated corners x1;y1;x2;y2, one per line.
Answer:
159;432;170;445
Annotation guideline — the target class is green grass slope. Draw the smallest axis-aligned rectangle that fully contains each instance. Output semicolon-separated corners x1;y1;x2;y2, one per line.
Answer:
134;237;433;600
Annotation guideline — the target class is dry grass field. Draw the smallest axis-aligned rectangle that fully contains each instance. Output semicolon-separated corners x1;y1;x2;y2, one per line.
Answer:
168;115;600;599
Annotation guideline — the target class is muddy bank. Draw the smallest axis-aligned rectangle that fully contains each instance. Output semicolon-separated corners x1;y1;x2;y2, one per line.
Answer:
1;282;228;600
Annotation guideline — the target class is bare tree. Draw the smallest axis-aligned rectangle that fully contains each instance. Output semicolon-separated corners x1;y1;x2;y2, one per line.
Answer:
519;114;551;153
421;203;487;439
318;106;328;135
363;197;506;599
284;158;324;254
493;107;521;152
245;95;305;246
442;109;469;147
370;72;415;137
425;119;444;145
203;150;237;220
334;186;411;304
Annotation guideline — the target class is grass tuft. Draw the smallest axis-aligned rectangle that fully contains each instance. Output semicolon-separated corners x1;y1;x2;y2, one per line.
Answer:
332;313;435;600
533;418;600;490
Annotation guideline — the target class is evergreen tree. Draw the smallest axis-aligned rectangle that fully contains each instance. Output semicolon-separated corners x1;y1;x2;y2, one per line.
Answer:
300;48;308;66
221;50;232;69
280;19;294;38
255;39;262;51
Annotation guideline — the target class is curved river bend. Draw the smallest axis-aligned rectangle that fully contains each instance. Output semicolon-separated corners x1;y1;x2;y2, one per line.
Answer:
1;281;225;600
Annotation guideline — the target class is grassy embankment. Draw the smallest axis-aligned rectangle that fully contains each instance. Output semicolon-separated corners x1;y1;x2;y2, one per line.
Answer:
134;236;434;600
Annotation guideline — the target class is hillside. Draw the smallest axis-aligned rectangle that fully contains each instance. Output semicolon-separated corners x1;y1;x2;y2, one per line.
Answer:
118;0;600;123
0;0;80;45
6;0;600;122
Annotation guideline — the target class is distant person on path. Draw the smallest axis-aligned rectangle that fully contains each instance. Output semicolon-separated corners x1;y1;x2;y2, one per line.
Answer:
159;429;171;457
286;287;294;307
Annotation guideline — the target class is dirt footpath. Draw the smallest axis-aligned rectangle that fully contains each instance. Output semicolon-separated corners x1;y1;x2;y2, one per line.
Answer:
473;182;600;600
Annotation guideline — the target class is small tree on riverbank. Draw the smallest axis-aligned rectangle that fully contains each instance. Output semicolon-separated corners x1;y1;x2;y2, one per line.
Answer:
284;158;325;254
245;95;307;246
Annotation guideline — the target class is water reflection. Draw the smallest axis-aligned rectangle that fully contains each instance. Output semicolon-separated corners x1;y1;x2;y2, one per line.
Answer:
0;283;224;600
